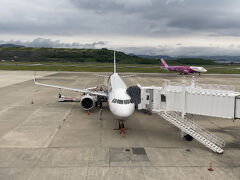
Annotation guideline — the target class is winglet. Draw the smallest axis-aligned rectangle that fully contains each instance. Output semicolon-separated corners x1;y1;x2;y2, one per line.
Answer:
113;51;116;74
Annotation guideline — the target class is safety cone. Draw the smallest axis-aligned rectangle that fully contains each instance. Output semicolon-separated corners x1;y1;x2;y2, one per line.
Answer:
31;100;34;104
88;111;90;115
208;163;213;171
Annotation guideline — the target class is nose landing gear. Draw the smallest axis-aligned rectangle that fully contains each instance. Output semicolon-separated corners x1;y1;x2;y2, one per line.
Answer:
113;120;129;136
120;121;125;136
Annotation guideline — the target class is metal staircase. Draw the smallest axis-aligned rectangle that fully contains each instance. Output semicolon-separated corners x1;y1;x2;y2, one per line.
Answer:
157;111;225;154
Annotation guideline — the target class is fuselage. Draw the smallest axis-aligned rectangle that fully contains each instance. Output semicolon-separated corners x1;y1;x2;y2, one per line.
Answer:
165;66;207;74
108;73;135;119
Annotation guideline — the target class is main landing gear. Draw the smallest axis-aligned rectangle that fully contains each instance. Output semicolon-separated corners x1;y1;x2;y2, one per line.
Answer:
113;120;129;136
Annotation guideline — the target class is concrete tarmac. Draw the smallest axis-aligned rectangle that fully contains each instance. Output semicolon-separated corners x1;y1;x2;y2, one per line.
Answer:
0;71;239;180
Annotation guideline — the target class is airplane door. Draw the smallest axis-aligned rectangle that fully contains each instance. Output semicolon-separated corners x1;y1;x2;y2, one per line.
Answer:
235;96;240;119
145;89;154;110
160;94;166;110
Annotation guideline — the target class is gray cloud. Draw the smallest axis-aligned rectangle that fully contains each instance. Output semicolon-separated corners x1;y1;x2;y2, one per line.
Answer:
168;15;240;32
0;0;240;55
0;38;106;49
0;0;239;36
67;0;240;37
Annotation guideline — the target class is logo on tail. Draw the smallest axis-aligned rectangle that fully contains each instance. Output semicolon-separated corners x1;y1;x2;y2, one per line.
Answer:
161;58;168;68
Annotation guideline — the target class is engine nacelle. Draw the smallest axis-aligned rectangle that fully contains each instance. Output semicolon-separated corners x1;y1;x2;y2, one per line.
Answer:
80;94;96;110
183;70;189;74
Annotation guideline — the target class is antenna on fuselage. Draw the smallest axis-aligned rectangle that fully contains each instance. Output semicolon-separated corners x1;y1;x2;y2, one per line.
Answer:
114;50;116;74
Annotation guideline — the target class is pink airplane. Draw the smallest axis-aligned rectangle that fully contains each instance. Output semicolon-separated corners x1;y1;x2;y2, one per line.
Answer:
161;58;207;75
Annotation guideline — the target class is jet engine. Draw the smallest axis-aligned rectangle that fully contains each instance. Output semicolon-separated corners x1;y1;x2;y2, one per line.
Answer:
183;70;189;74
81;94;96;110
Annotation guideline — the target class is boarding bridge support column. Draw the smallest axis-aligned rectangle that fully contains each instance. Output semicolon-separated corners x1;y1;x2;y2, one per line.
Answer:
181;78;187;138
191;75;196;88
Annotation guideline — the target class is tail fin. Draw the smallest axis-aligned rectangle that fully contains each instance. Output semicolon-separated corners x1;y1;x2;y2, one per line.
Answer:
161;58;168;68
113;51;116;73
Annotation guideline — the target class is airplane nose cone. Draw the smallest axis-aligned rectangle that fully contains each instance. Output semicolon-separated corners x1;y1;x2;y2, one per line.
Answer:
198;67;207;72
110;104;135;119
115;110;133;118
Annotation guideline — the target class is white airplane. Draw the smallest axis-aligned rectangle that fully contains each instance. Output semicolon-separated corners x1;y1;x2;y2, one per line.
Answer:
34;51;135;135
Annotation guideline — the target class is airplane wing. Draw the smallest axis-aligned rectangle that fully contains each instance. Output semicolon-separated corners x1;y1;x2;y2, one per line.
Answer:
34;76;108;97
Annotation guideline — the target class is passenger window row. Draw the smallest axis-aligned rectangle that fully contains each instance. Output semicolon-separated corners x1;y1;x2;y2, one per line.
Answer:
112;98;133;104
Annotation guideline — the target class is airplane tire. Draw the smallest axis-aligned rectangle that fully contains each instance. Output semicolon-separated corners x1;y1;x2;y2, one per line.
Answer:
184;134;193;141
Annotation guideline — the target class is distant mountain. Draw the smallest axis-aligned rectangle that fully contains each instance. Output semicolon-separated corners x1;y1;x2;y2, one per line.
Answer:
175;56;240;63
0;43;25;48
136;54;240;63
0;47;158;64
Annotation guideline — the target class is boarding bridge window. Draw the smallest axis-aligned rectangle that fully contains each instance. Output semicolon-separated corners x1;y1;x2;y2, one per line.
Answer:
161;95;166;102
112;99;117;103
117;100;123;104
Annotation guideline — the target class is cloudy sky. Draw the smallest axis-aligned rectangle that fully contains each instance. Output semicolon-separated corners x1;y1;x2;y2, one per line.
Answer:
0;0;240;56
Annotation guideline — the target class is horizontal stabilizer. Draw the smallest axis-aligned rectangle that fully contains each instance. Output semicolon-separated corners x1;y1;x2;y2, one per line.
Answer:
121;74;136;78
95;74;110;78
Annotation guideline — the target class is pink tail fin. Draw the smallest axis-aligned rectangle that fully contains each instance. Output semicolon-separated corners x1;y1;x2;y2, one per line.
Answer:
161;58;168;68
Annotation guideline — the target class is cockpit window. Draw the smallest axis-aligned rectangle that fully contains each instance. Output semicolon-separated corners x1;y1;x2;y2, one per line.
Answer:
113;99;133;105
117;100;123;104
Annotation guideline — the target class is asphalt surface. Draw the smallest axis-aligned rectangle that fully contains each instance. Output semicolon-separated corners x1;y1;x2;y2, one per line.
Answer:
0;71;239;180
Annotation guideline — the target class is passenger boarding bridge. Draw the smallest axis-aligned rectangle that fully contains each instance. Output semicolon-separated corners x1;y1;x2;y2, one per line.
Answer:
127;76;240;154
